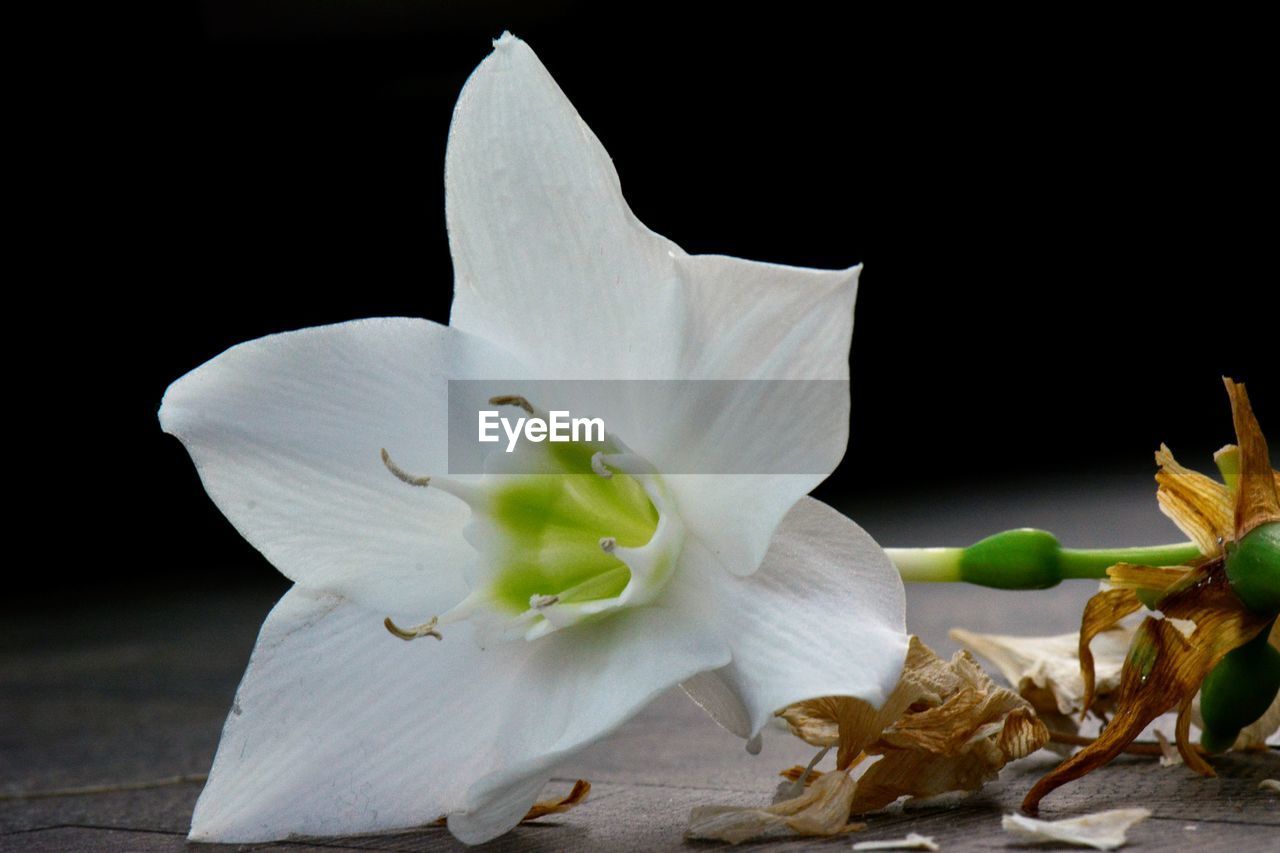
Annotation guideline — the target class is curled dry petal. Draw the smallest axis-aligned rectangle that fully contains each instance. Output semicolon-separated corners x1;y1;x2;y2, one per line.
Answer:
950;627;1131;720
1223;378;1280;539
1023;559;1273;813
852;705;1047;813
1002;808;1151;851
521;780;591;821
777;638;940;772
1077;587;1143;718
1154;444;1234;555
685;770;864;844
780;638;1049;815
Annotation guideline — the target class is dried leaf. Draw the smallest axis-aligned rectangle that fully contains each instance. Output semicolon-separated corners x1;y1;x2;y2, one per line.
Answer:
1024;559;1272;813
950;627;1131;719
685;769;864;844
1224;378;1280;539
1155;443;1234;554
1002;808;1151;850
852;833;940;851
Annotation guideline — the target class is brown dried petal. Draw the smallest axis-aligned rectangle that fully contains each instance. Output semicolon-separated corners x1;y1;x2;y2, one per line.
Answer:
951;627;1131;718
780;638;958;771
849;642;1048;813
1154;444;1234;554
1224;378;1280;539
521;779;591;821
780;638;1049;817
685;770;864;844
1024;560;1272;813
433;780;592;828
1078;587;1143;718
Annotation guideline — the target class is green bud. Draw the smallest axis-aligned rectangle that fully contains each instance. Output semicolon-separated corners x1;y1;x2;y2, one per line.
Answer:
959;528;1062;589
1198;620;1280;753
1226;521;1280;613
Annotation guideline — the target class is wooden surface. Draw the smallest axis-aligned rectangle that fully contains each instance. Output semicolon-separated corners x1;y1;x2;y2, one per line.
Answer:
3;476;1278;850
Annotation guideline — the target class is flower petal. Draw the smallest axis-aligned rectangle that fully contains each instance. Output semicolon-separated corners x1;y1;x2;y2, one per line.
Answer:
680;497;909;738
445;33;685;381
159;318;515;618
445;35;860;579
445;35;858;385
1154;444;1233;555
189;585;729;844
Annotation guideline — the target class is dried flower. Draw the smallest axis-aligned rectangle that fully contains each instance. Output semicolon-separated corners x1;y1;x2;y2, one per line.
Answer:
1024;378;1279;813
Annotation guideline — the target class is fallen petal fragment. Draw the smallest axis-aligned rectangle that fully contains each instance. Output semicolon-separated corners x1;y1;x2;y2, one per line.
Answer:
685;770;863;844
852;832;941;851
1001;808;1151;850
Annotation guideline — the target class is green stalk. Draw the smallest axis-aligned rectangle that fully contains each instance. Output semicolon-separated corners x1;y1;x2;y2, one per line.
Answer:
886;529;1203;589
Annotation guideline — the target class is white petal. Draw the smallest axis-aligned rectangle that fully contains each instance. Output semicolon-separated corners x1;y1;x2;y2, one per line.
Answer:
680;497;909;737
190;585;729;844
159;318;515;618
445;33;684;380
445;35;859;387
445;35;859;578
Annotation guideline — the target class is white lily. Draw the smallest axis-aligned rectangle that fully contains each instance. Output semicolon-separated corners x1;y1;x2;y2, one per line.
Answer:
160;33;908;845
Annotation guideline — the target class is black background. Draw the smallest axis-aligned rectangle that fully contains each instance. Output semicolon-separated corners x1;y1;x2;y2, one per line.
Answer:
31;2;1275;596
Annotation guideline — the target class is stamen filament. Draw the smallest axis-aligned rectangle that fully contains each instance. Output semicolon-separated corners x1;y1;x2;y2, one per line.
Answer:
380;448;431;487
384;615;442;641
489;394;535;415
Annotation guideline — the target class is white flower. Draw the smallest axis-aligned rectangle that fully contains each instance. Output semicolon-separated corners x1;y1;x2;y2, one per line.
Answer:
160;33;908;845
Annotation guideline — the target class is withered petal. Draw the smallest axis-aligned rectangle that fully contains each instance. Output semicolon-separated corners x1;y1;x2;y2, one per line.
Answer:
1224;378;1280;539
1078;588;1143;718
1155;444;1234;554
1026;560;1272;813
521;779;591;822
685;770;864;844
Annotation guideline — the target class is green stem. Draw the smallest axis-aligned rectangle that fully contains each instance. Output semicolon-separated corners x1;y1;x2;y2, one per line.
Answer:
886;529;1202;590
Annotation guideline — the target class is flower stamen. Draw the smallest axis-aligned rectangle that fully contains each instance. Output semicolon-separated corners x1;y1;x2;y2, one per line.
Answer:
380;448;431;487
383;615;443;641
599;536;617;553
590;451;613;479
488;394;535;415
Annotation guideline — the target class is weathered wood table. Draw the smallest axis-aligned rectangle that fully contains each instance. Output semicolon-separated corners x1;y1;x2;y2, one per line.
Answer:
3;476;1277;850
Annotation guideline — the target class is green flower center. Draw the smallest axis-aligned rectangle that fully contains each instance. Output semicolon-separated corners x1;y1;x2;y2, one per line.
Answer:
380;396;683;643
487;441;659;612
